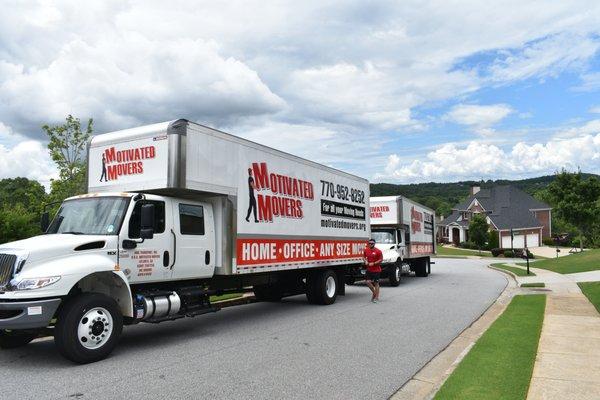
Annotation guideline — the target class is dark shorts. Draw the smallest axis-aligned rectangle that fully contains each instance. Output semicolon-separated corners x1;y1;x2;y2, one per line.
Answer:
366;271;380;283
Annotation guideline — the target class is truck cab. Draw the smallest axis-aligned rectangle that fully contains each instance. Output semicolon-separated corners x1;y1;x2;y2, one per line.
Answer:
371;227;407;264
0;192;218;362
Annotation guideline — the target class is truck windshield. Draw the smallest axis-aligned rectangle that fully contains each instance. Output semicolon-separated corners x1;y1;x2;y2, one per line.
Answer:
47;197;130;235
372;230;396;244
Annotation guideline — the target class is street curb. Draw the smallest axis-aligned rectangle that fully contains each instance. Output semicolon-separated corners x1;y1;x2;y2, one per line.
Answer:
390;265;517;400
488;264;521;280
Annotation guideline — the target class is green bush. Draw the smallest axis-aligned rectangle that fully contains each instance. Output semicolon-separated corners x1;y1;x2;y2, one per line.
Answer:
490;248;503;257
503;250;515;258
459;241;478;250
542;237;555;246
487;230;499;250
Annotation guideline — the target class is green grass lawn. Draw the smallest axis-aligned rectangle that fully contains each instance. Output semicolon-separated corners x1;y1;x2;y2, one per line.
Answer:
521;282;545;288
434;295;546;400
491;263;536;277
518;249;600;274
210;293;243;302
578;282;600;314
437;246;493;257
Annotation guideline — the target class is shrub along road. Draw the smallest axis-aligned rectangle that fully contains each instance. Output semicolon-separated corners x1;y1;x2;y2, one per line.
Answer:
0;258;506;400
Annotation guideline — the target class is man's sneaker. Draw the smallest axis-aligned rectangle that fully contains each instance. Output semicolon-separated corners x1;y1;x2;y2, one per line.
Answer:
373;299;379;303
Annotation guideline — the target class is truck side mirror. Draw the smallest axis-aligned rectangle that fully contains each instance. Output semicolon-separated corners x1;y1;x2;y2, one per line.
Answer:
40;212;50;232
140;203;155;240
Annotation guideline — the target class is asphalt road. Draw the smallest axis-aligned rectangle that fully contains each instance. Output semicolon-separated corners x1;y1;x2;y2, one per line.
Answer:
0;258;507;400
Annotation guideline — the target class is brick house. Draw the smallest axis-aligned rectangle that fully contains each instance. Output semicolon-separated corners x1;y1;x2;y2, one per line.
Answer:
438;185;552;249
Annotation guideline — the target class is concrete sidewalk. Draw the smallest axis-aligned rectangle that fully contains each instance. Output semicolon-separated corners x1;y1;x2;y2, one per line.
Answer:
502;264;600;399
527;293;600;400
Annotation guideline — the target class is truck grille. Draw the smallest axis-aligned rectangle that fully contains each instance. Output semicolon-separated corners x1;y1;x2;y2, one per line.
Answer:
0;254;16;289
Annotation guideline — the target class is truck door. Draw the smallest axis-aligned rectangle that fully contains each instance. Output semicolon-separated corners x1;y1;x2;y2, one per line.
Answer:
397;229;406;260
171;201;216;280
120;198;174;282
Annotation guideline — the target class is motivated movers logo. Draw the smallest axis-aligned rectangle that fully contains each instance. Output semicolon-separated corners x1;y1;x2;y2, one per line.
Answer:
99;146;156;182
245;162;314;223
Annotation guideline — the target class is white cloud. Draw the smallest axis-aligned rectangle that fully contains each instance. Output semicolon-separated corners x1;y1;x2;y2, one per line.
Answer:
576;72;600;91
590;106;600;114
486;33;599;83
445;104;513;136
0;32;285;138
0;140;57;187
378;121;600;182
0;1;600;182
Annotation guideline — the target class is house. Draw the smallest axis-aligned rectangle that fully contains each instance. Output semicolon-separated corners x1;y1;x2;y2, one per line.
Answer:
438;185;552;249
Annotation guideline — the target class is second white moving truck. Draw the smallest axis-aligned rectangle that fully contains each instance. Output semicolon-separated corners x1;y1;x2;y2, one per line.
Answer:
352;196;435;286
0;119;370;363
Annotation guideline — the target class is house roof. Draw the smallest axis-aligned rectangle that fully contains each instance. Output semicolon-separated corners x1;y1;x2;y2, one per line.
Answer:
441;185;550;230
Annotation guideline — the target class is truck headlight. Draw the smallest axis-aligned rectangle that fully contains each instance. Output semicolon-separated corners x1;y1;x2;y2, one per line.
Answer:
12;276;61;291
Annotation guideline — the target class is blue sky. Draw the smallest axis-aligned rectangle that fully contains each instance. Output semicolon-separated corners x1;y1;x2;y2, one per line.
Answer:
0;1;598;187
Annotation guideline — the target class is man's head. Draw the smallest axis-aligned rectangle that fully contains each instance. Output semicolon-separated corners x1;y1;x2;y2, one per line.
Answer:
248;168;252;176
368;239;376;248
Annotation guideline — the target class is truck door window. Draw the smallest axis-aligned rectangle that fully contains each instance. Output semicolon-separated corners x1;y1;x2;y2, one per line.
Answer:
179;204;205;235
129;201;166;238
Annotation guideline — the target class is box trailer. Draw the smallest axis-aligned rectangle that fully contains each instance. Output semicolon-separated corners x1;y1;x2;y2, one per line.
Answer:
349;196;435;286
0;119;369;363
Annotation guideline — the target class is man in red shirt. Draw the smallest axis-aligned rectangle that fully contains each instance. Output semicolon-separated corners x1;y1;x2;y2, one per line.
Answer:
363;238;383;303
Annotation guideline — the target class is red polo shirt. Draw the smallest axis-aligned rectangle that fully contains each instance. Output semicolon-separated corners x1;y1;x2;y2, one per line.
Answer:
363;246;383;273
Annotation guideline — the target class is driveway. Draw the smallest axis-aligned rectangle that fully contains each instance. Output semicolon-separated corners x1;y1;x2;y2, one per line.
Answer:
0;258;506;400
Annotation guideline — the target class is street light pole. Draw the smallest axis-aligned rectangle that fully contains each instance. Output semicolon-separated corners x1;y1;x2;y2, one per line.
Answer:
510;228;514;252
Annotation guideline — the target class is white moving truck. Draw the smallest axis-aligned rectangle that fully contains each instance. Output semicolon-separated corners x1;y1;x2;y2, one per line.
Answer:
0;119;370;363
350;196;435;286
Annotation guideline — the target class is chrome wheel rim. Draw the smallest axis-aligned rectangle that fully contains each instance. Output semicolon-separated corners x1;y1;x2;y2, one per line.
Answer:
77;307;113;350
395;266;400;281
325;276;336;298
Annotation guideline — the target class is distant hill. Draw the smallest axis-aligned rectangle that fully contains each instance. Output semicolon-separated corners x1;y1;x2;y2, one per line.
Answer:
370;173;600;218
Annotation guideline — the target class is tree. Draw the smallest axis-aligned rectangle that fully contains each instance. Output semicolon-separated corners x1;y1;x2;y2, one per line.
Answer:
469;214;489;254
487;229;499;250
43;115;93;202
542;170;600;250
0;178;47;244
0;204;40;244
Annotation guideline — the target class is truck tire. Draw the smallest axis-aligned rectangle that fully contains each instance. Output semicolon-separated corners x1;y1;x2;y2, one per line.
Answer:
306;270;338;305
415;258;429;277
253;285;283;302
54;293;123;364
0;331;37;349
389;264;401;287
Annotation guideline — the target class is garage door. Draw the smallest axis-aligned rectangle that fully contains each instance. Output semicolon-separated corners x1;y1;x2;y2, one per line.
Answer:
526;233;539;247
513;235;525;248
501;236;511;249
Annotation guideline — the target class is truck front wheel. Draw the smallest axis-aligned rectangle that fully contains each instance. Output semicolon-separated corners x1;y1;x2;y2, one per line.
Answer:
0;331;37;349
54;293;123;364
306;270;338;305
389;264;401;287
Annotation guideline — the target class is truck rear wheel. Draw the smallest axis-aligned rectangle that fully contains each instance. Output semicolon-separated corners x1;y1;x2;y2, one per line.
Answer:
389;264;401;286
306;270;338;305
253;285;283;302
54;293;123;364
0;331;37;349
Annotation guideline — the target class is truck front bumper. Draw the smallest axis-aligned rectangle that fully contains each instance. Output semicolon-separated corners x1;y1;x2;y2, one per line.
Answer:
0;298;61;330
